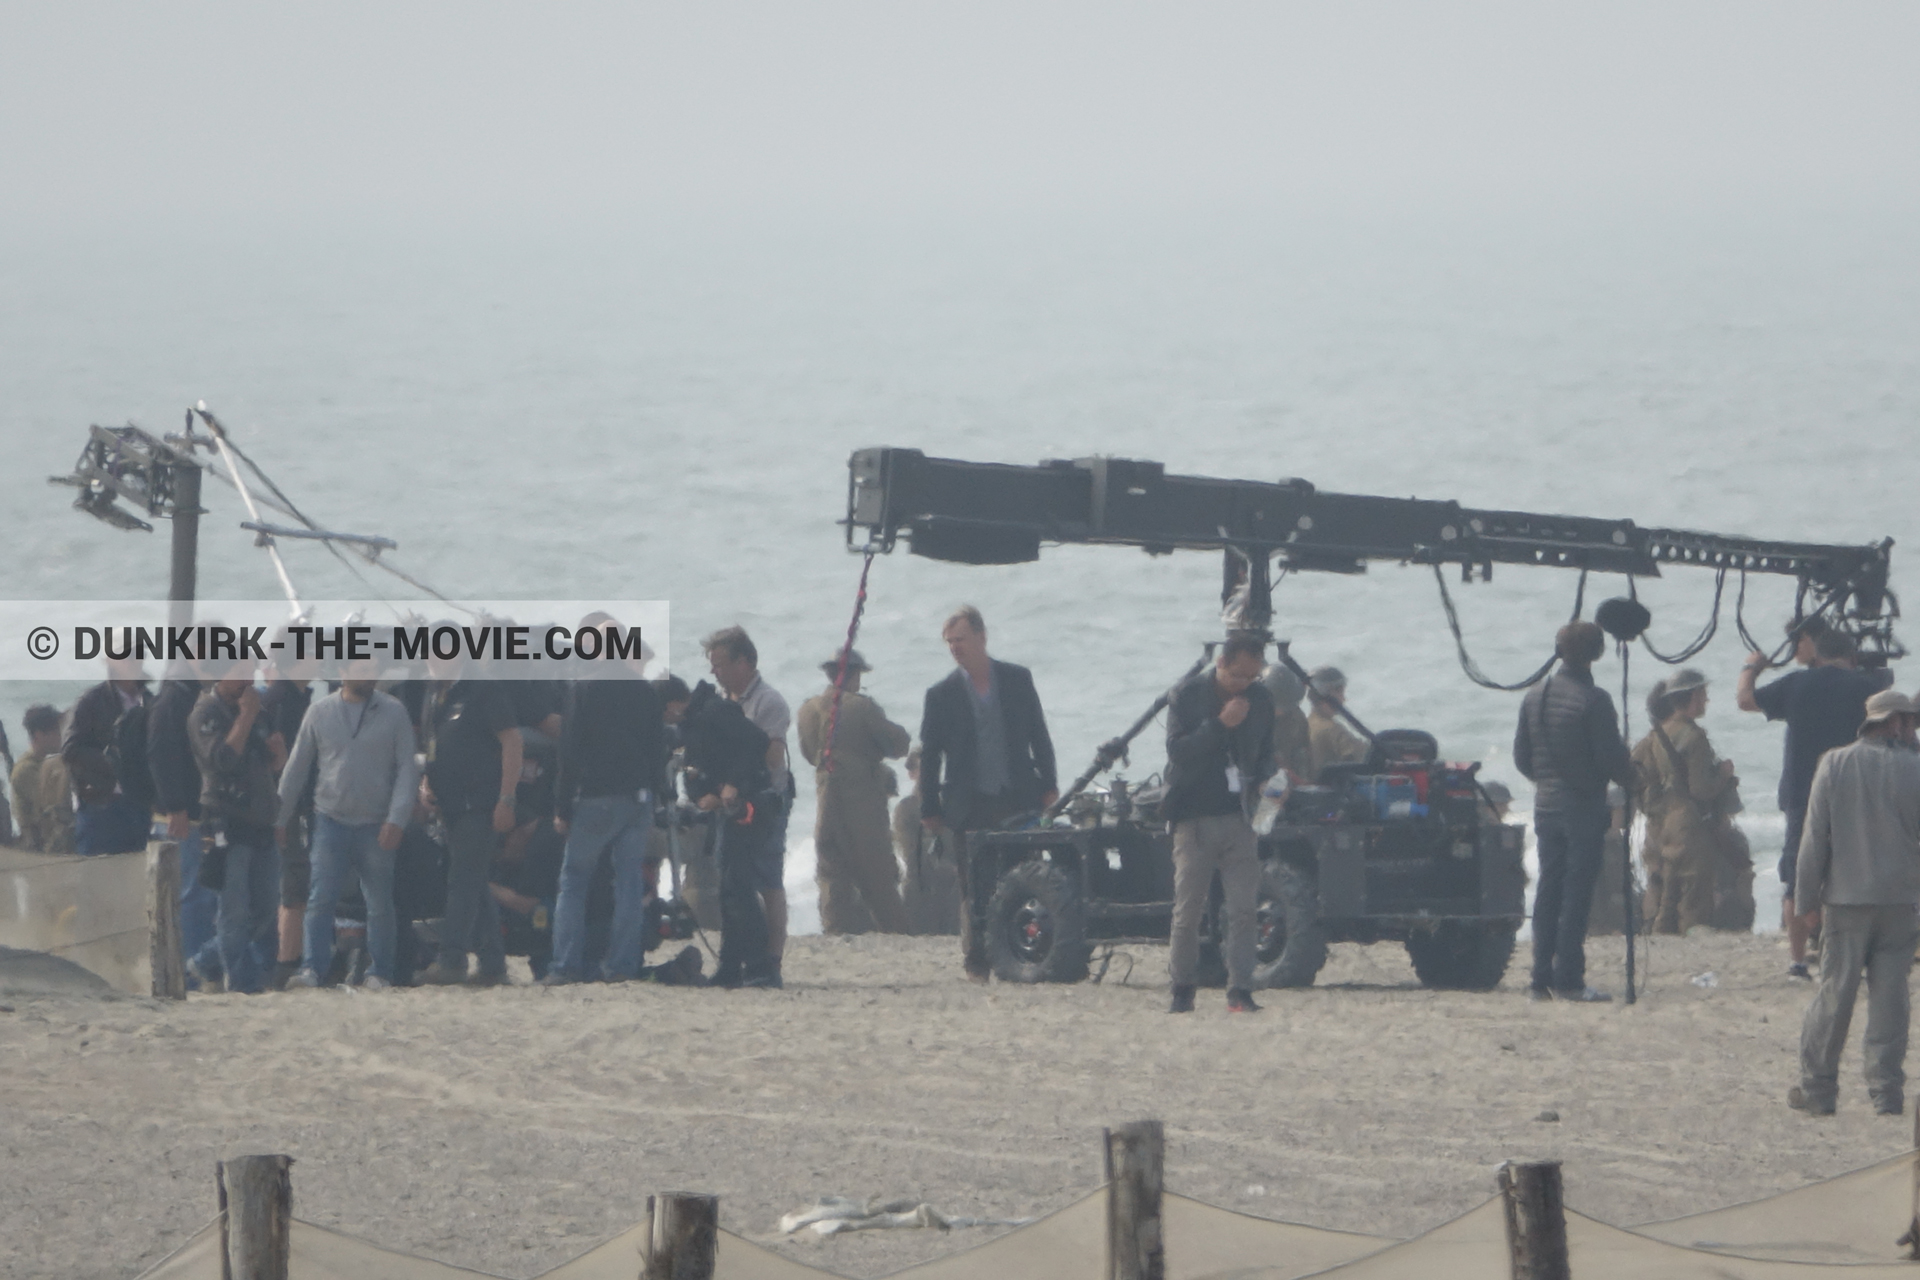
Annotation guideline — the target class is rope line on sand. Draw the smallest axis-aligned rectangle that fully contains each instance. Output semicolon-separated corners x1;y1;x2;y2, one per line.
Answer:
819;550;878;774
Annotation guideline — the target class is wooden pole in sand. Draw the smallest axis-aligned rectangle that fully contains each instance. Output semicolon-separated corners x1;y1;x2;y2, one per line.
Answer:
217;1154;293;1280
1904;1108;1920;1260
644;1193;717;1280
1105;1120;1165;1280
148;840;185;1000
1498;1161;1569;1280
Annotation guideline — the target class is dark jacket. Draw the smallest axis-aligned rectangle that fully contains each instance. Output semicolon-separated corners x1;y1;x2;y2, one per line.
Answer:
187;688;280;834
918;660;1056;829
62;680;152;809
1164;670;1276;825
147;679;204;819
679;681;773;812
1513;666;1634;814
555;677;666;820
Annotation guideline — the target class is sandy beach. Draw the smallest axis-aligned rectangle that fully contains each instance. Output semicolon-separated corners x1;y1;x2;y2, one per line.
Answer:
1;930;1912;1280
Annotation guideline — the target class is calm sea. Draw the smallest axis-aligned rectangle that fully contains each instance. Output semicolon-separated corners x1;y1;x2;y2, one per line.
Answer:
3;207;1916;937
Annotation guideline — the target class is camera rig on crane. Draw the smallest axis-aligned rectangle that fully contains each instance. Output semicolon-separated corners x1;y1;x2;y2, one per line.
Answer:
840;447;1901;993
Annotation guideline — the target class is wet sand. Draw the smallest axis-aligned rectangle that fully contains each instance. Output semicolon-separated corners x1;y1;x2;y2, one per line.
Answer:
0;930;1909;1280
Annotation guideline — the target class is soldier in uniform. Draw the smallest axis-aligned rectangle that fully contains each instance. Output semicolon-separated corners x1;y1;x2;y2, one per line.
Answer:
9;705;67;852
1305;666;1367;782
893;747;960;934
796;649;912;934
1630;679;1675;927
1261;663;1312;781
1642;669;1740;934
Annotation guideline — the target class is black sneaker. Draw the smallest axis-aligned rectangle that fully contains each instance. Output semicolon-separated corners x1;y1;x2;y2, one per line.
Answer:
268;959;301;992
1788;1085;1835;1116
1226;988;1261;1013
1168;985;1196;1014
1787;962;1813;981
1874;1095;1905;1117
711;966;744;990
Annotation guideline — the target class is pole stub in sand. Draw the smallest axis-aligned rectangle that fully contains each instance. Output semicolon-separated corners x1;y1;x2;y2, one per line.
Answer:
217;1153;292;1280
1105;1120;1165;1280
1498;1160;1569;1280
645;1192;718;1280
148;840;185;1000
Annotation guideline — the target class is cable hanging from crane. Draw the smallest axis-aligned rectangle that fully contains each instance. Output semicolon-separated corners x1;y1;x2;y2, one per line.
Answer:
1636;568;1726;665
1430;563;1587;692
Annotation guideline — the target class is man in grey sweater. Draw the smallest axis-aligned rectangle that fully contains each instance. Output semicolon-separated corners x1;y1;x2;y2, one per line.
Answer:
1791;688;1920;1116
277;670;420;989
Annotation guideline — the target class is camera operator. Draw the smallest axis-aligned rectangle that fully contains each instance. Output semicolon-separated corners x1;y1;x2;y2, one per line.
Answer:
187;661;282;994
1164;633;1275;1015
667;676;783;988
1738;622;1892;979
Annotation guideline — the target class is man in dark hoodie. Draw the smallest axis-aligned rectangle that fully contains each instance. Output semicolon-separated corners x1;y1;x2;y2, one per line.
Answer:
62;656;152;855
542;623;666;986
1162;633;1276;1015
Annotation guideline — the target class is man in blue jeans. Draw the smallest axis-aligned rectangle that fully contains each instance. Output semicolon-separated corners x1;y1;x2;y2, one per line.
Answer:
1514;620;1635;1002
276;666;420;989
541;637;665;986
187;666;281;995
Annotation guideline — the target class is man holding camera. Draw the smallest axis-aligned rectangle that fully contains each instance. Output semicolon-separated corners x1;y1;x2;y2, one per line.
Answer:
672;677;781;988
187;665;282;995
1164;633;1276;1014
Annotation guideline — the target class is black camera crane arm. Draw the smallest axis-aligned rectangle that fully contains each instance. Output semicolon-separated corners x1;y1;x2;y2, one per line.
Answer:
844;447;1899;661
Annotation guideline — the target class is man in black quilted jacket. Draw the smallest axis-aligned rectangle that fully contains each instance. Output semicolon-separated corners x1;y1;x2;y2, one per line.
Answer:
1514;620;1634;1002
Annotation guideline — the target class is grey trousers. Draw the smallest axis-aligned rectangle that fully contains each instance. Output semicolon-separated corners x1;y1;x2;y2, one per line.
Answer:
1799;902;1919;1107
1169;813;1260;990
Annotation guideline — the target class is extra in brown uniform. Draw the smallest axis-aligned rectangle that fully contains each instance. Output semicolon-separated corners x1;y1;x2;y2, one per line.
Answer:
796;670;912;934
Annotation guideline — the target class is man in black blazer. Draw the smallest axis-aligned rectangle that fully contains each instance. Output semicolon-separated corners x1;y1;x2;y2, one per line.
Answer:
919;605;1058;981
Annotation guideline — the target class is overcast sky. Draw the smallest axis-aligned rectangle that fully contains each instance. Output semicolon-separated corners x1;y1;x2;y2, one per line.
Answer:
4;3;1918;231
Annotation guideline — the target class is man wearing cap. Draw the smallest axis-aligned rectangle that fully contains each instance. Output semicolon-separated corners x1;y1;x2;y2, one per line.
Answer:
1789;689;1920;1117
797;649;912;935
1305;667;1367;783
1738;625;1891;978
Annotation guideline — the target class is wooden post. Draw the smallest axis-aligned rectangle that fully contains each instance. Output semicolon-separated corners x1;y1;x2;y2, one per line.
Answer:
1498;1161;1569;1280
148;841;185;1000
217;1154;292;1280
1903;1107;1920;1259
644;1192;717;1280
1105;1121;1165;1280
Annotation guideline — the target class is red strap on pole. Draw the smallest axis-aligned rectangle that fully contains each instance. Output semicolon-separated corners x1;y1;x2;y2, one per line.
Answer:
820;550;878;775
